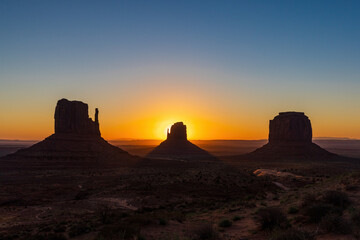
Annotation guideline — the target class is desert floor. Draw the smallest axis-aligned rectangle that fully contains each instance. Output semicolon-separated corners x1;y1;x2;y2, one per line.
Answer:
1;140;360;240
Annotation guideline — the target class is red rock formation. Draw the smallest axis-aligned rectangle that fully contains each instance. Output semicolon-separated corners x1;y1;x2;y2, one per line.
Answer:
269;112;312;144
2;99;137;168
167;122;187;140
54;99;100;136
247;112;334;160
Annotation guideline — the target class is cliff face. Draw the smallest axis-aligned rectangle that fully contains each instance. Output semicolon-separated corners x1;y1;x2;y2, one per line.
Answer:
167;122;187;141
2;98;136;168
54;99;100;136
247;112;334;160
269;112;312;144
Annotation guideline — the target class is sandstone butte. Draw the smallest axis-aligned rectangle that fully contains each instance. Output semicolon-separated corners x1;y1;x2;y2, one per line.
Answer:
246;112;336;160
147;122;216;161
1;99;137;169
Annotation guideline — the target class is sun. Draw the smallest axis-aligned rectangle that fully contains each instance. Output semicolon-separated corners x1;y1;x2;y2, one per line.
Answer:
154;120;177;139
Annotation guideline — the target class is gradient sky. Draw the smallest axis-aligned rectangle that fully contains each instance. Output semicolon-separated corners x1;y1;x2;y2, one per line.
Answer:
1;0;360;140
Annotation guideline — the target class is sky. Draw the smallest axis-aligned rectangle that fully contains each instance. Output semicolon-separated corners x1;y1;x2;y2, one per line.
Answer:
1;0;360;140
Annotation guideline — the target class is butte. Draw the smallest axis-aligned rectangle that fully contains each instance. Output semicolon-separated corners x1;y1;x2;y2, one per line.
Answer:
245;112;336;160
1;98;137;169
147;122;216;161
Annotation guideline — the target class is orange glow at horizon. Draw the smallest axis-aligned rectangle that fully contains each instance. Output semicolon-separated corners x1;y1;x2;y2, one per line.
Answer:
1;71;360;141
1;112;360;141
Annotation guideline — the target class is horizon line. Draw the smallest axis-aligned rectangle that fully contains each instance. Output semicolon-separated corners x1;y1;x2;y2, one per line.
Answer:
1;137;359;142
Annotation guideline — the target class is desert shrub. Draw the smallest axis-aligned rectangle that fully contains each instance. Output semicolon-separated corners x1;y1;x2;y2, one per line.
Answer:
74;190;89;200
27;233;67;240
355;230;360;240
126;214;153;226
322;191;350;209
351;209;360;226
53;224;66;233
303;203;340;223
39;225;52;232
218;219;232;228
232;215;242;221
68;222;93;237
96;224;140;240
271;228;314;240
256;207;289;231
158;234;190;240
193;223;218;240
169;210;186;223
350;171;360;179
345;184;358;191
98;205;114;224
319;214;352;234
287;206;299;214
301;193;316;207
158;218;167;225
97;206;129;225
0;234;15;240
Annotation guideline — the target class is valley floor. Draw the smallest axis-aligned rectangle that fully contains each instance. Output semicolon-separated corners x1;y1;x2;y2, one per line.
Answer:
1;156;360;240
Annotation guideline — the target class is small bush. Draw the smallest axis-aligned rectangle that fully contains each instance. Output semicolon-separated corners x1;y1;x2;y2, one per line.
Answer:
170;210;186;223
218;219;232;228
287;206;299;214
39;225;52;232
53;224;66;233
68;222;93;237
0;234;15;240
320;214;352;234
322;191;350;209
158;218;167;225
303;203;339;223
193;223;218;240
271;228;314;240
301;193;316;207
96;224;140;240
127;214;153;226
98;205;114;224
232;215;242;221
74;190;89;200
345;184;358;191
27;233;67;240
256;207;288;231
351;209;360;226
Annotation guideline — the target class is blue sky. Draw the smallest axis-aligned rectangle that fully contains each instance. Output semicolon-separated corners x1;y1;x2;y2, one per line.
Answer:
1;0;360;139
1;0;359;72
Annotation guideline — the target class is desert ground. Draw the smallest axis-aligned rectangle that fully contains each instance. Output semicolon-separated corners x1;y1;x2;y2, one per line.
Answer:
0;140;360;240
2;139;360;159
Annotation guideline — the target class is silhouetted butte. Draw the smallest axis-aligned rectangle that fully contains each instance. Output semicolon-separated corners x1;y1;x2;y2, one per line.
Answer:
1;98;136;168
147;122;216;161
55;98;100;136
246;112;335;160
